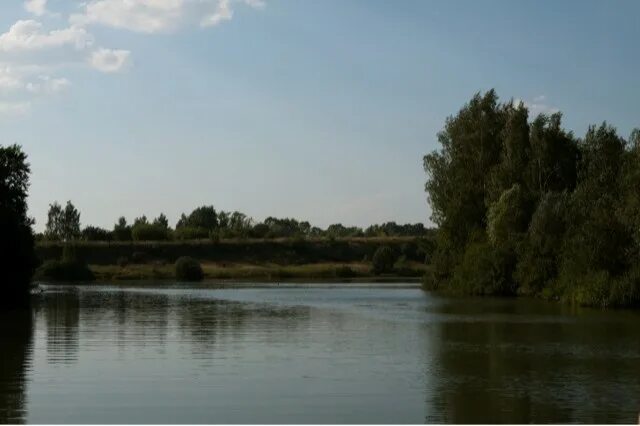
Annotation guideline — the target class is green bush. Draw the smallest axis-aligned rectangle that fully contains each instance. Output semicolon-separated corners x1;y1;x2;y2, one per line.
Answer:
174;226;209;240
82;226;112;241
35;259;94;282
422;268;438;291
400;242;418;261
334;265;356;279
450;240;516;296
608;268;640;308
249;223;270;238
175;256;204;281
372;245;398;275
131;223;170;241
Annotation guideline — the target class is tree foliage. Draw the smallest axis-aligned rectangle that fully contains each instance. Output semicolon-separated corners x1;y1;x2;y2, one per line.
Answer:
45;201;81;241
113;216;132;241
132;213;171;241
0;144;36;305
82;226;112;241
424;90;640;308
175;256;204;281
372;245;398;275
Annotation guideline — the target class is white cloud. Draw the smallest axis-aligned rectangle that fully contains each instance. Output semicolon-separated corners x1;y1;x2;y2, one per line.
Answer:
0;101;30;115
514;95;559;117
0;0;265;115
71;0;266;33
0;66;71;95
24;0;48;17
201;0;232;27
89;48;131;73
26;75;71;94
71;0;189;33
0;20;93;52
0;67;24;91
243;0;265;9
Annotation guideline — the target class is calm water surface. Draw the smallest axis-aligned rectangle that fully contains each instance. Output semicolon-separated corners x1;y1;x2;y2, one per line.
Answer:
1;283;640;424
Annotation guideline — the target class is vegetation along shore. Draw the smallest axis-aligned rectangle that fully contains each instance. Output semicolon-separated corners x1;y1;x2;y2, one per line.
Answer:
3;89;639;310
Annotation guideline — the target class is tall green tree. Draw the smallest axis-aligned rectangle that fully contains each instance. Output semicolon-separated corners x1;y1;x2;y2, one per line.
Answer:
113;216;132;241
45;201;80;241
424;90;639;308
0;145;36;305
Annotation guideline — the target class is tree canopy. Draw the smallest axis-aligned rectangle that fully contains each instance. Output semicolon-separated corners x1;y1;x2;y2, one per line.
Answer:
424;90;640;308
0;145;36;305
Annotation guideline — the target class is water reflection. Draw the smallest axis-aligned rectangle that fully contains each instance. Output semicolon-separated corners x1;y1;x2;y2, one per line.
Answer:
0;309;33;424
424;298;640;423
2;286;640;423
42;291;79;365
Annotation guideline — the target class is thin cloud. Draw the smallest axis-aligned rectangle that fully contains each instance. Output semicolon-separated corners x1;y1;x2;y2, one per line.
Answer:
0;101;31;115
89;48;131;73
25;75;71;94
70;0;266;33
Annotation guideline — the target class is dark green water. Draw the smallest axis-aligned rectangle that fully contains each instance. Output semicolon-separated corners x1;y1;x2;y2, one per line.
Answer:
1;283;640;424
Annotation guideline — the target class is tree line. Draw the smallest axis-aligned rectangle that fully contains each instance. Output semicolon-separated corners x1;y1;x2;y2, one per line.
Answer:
424;90;640;308
40;202;430;242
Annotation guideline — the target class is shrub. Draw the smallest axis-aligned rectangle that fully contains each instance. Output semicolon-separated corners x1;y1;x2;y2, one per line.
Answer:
334;265;356;279
450;240;516;296
131;251;149;264
82;226;112;241
117;256;129;268
422;268;438;291
372;245;398;275
35;259;94;282
131;223;170;241
608;268;640;308
174;226;209;240
249;223;270;239
175;256;204;281
400;242;418;261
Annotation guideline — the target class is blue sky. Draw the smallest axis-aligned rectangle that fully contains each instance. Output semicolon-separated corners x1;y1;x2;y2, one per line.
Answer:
0;0;638;231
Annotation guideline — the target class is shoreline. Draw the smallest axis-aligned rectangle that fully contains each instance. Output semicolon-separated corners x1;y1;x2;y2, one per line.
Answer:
44;261;428;283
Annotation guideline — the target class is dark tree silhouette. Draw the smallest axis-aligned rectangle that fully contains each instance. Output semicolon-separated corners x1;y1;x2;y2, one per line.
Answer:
0;145;36;307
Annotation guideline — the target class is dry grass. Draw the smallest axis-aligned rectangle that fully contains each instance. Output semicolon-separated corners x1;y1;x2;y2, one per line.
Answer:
90;261;428;281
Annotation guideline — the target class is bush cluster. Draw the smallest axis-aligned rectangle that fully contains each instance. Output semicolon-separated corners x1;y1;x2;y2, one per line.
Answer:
175;256;204;281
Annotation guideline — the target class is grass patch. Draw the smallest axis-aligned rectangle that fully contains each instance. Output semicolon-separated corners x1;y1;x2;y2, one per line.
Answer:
88;261;428;282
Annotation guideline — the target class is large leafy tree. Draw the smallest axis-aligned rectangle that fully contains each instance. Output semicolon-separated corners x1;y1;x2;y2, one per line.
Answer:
424;90;640;307
176;206;218;231
45;201;81;241
0;145;36;305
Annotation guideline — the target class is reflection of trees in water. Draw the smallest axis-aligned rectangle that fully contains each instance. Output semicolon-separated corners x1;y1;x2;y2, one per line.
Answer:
423;299;640;423
42;291;80;365
78;290;170;353
36;289;312;364
173;297;310;356
0;309;33;424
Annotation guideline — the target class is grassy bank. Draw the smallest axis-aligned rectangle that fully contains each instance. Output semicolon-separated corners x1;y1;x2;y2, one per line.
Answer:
34;237;432;282
36;237;429;265
87;261;428;281
36;237;430;281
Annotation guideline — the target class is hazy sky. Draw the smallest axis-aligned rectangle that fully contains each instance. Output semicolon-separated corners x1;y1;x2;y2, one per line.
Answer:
1;0;639;231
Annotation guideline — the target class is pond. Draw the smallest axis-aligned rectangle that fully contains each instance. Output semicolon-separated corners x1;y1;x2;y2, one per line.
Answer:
1;283;639;423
